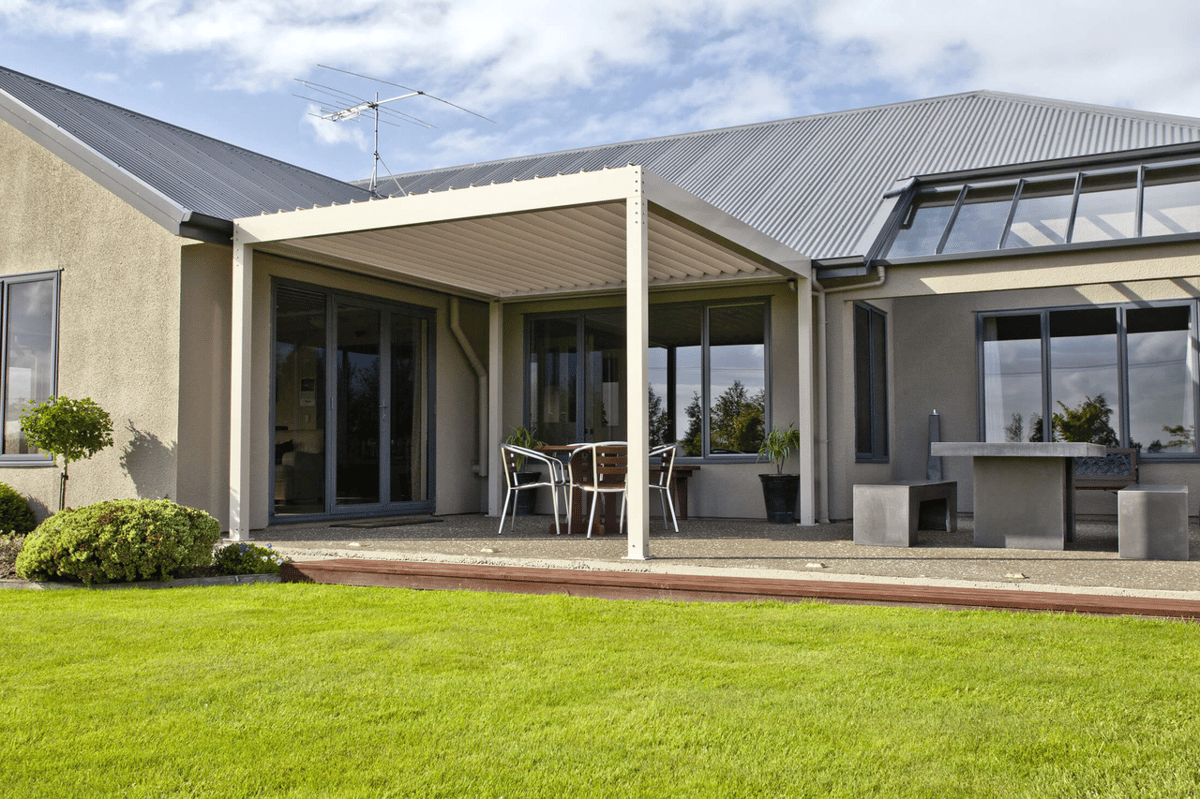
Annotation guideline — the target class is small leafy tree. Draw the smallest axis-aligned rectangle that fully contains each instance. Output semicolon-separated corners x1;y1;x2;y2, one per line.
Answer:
20;396;114;511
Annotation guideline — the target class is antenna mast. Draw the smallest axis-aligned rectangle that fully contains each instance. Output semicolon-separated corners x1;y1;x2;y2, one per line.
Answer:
295;66;494;195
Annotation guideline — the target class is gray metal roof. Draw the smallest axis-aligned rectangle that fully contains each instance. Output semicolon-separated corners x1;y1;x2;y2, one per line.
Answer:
0;65;371;239
378;91;1200;260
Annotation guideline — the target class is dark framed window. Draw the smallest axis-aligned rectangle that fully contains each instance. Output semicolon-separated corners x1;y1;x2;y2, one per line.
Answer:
979;303;1196;457
1;271;59;459
883;156;1200;260
526;300;770;458
854;302;888;462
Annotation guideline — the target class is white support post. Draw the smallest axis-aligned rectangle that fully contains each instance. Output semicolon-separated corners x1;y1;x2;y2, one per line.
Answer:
487;301;503;516
229;232;254;540
625;171;651;560
796;277;816;525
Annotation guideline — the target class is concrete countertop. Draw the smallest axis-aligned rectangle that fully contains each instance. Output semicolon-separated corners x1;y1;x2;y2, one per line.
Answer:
931;442;1108;458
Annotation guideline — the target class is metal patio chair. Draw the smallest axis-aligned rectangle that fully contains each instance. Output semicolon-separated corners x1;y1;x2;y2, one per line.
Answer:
566;441;628;538
498;444;568;535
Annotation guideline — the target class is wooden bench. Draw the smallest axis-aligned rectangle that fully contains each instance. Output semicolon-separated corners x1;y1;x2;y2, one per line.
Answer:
853;480;957;547
1074;447;1138;491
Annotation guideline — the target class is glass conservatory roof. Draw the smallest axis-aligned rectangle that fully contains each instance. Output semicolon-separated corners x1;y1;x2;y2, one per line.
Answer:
878;154;1200;262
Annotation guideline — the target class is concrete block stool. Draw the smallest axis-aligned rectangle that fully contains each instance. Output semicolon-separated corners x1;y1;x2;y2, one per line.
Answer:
1118;485;1189;560
853;480;957;547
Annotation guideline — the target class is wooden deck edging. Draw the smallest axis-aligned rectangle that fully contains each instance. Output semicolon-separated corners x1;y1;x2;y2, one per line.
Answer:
281;559;1200;619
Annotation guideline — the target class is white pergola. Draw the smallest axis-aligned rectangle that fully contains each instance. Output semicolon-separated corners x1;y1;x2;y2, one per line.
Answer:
229;165;814;558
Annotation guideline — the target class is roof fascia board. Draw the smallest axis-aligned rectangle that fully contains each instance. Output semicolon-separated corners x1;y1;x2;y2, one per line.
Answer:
235;166;646;243
642;170;811;280
0;85;195;238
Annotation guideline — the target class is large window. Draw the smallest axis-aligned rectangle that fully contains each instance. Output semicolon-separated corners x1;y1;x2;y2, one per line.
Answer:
884;157;1200;260
1;272;58;459
527;300;769;457
854;303;888;462
979;304;1195;456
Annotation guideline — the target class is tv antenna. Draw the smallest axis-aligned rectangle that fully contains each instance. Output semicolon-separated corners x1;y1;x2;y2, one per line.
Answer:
295;65;495;195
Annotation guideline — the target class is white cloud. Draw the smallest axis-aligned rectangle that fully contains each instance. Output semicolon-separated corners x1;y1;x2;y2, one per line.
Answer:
302;104;370;150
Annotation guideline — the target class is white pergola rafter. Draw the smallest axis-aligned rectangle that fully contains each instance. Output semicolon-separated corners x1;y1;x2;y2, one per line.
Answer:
230;166;814;557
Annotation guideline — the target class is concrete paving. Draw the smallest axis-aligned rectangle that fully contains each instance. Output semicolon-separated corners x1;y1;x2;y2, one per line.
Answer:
254;513;1200;602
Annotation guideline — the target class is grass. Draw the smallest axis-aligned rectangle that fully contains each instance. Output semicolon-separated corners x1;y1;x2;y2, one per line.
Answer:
1;585;1198;798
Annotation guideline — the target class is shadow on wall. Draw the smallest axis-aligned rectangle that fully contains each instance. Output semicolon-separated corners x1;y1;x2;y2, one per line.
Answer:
120;422;177;499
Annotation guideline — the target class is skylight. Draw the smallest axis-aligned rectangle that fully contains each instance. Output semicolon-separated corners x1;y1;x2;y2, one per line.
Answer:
882;158;1200;260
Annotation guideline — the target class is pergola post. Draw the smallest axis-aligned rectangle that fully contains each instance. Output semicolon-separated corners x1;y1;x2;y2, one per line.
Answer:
625;170;651;560
796;276;815;525
229;231;253;540
487;300;503;515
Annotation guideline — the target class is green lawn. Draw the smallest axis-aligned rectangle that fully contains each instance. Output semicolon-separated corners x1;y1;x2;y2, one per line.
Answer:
1;584;1198;798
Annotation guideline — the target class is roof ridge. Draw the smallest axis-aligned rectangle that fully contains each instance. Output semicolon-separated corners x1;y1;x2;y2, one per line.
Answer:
389;89;1200;182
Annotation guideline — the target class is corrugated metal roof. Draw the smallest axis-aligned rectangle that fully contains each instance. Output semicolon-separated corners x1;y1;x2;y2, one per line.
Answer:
0;65;371;224
378;91;1200;260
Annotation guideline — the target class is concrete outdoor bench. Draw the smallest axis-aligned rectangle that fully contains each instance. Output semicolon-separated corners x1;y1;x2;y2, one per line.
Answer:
1118;485;1190;560
853;480;958;547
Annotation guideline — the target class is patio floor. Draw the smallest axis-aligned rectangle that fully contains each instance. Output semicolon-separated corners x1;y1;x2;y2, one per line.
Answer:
255;513;1200;602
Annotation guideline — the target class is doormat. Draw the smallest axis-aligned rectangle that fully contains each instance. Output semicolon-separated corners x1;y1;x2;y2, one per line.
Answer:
331;516;445;529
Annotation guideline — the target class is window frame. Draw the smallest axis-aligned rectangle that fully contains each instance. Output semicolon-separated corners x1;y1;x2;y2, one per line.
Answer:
880;154;1200;264
853;302;889;463
523;298;772;462
0;270;61;464
975;300;1199;460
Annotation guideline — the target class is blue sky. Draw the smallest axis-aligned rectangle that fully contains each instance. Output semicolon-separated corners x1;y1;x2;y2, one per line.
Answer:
3;0;1199;184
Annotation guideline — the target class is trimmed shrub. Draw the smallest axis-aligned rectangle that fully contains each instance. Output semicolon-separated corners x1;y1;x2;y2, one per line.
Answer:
0;534;24;579
15;499;220;585
212;542;289;576
0;482;36;535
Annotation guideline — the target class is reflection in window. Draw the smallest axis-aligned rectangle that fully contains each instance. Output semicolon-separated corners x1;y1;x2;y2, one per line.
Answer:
1071;172;1137;243
1143;167;1200;236
1048;309;1119;444
528;301;767;456
705;305;766;455
274;286;327;515
854;303;888;461
980;304;1196;456
941;184;1016;255
885;158;1200;258
885;188;958;258
1127;306;1194;452
2;275;57;456
982;314;1044;443
1003;178;1076;249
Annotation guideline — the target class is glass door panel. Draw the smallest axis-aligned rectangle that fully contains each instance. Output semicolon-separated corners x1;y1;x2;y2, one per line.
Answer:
274;287;327;515
1049;308;1120;445
390;313;428;502
336;304;381;506
584;311;626;442
982;314;1044;442
529;318;578;445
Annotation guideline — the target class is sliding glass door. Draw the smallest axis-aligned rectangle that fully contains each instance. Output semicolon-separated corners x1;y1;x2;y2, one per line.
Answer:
274;282;433;519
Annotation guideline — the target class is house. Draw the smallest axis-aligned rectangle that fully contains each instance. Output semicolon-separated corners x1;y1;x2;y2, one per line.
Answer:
3;63;1200;557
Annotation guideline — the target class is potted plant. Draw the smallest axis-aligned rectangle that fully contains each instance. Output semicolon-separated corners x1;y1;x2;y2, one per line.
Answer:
504;425;545;515
757;424;801;524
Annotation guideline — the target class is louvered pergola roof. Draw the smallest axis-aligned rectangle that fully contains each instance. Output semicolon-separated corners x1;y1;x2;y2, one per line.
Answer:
235;166;810;301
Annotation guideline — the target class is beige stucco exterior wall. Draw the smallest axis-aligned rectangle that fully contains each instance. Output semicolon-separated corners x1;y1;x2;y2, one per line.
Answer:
823;242;1200;520
501;278;802;520
241;252;489;530
0;118;185;518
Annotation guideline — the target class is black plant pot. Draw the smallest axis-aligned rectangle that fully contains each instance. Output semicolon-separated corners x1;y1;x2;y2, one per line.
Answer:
759;474;800;524
514;471;540;515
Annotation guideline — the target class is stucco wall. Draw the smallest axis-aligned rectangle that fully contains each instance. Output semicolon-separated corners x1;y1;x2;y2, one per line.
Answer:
823;244;1200;520
0;119;184;518
501;279;803;520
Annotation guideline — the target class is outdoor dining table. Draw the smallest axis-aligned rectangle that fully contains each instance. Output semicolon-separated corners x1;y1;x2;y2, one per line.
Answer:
536;444;697;536
930;441;1107;550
